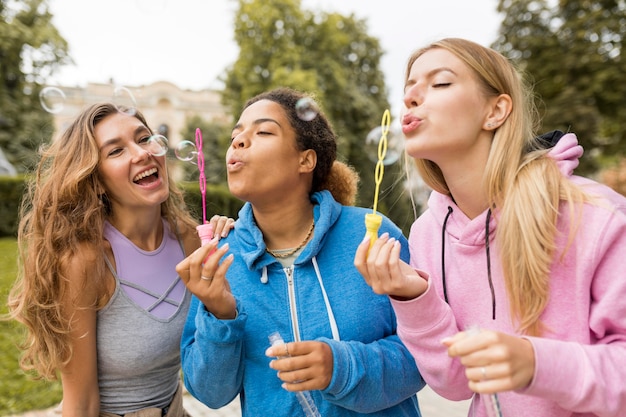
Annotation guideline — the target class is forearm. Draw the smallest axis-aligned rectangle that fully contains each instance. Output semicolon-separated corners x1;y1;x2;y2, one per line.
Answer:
321;336;425;413
391;283;474;401
181;298;247;407
61;369;100;417
523;337;626;416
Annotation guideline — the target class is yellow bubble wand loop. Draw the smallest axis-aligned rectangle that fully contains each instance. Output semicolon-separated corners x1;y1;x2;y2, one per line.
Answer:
365;109;391;252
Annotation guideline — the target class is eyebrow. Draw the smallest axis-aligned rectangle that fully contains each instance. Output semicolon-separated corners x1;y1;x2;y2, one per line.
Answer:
99;125;150;151
232;118;282;131
405;67;457;87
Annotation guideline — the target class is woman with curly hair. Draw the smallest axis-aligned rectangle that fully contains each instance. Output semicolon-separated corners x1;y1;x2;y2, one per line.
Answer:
9;103;231;417
176;87;425;416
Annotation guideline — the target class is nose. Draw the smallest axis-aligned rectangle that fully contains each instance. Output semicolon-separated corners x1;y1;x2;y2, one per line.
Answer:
230;132;248;149
130;143;151;162
403;84;421;109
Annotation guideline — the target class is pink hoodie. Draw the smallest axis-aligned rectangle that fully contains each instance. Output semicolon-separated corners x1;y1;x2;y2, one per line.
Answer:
392;134;626;416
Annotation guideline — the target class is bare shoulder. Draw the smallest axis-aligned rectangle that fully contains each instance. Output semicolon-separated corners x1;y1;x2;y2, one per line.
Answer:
60;241;104;307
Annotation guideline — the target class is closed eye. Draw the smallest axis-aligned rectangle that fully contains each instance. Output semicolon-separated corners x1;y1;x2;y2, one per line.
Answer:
433;83;451;88
107;148;123;157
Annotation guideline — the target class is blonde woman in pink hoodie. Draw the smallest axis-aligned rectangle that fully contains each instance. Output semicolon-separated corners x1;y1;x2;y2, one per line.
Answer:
355;38;626;417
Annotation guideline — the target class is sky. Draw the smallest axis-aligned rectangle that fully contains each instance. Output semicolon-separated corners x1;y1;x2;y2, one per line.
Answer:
47;0;501;113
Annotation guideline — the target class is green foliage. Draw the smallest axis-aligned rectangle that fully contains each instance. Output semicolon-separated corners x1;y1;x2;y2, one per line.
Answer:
493;0;626;174
0;175;26;237
0;0;70;173
180;181;245;222
0;237;62;415
178;115;231;185
221;0;417;232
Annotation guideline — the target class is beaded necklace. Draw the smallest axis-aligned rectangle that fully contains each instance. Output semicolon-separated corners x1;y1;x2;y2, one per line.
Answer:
266;220;315;259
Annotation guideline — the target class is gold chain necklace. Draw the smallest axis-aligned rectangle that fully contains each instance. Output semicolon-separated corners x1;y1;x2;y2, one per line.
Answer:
266;220;315;259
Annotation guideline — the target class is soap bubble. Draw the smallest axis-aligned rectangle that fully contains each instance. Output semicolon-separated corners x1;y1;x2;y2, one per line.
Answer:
112;85;137;116
145;134;168;156
295;97;319;121
175;140;198;163
364;122;403;165
39;87;66;114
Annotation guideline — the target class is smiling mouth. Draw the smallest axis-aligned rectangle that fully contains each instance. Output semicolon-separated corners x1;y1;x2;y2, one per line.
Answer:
133;168;158;184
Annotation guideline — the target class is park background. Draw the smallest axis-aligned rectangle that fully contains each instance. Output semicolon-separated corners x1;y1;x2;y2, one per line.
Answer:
1;0;626;415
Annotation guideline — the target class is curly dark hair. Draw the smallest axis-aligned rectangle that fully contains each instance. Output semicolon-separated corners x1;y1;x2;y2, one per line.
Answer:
243;87;358;205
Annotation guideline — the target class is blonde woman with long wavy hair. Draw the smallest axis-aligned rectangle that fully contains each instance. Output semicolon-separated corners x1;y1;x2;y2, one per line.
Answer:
8;103;232;417
355;38;626;416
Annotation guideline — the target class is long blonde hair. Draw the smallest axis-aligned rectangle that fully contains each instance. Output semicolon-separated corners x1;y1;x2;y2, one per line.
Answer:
407;38;586;335
8;103;197;379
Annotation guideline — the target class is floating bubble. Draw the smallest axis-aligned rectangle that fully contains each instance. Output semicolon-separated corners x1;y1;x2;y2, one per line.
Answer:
112;85;137;116
175;140;198;163
39;87;66;114
145;134;168;156
295;97;319;121
364;122;404;165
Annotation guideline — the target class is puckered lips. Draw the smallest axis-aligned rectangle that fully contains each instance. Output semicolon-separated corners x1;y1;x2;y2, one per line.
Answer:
227;155;244;172
402;113;423;135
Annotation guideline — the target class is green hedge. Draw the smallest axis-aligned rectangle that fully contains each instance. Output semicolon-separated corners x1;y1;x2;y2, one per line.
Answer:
0;176;27;238
0;177;244;238
179;181;244;224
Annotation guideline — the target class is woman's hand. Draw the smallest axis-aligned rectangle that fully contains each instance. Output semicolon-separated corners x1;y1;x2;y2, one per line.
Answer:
266;341;333;392
354;232;428;300
176;239;236;319
209;214;236;238
443;329;536;394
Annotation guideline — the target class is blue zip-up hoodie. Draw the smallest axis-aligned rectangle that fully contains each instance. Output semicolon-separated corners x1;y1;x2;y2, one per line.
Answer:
181;190;425;416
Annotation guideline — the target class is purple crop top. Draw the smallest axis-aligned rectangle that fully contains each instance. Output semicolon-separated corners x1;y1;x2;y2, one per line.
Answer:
103;219;187;320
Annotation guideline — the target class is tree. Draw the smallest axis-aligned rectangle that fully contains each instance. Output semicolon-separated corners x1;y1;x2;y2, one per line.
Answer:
0;0;70;172
178;115;231;185
493;0;626;173
221;0;416;232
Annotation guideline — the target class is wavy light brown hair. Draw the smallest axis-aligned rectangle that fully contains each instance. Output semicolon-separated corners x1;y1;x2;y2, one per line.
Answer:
8;103;197;379
407;38;587;336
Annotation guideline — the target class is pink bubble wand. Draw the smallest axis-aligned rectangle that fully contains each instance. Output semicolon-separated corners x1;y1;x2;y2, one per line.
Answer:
195;128;214;246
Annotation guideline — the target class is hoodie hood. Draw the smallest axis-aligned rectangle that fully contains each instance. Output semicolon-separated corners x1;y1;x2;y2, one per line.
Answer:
428;132;583;238
428;132;583;318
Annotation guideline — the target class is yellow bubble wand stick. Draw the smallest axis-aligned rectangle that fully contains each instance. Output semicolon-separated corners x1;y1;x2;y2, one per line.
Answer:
365;109;391;252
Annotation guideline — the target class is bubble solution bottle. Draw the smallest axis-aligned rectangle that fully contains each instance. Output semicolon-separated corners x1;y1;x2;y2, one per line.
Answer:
196;223;214;246
268;332;321;417
466;326;503;417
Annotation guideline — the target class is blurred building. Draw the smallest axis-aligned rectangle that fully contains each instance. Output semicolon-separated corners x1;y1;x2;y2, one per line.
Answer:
50;80;230;148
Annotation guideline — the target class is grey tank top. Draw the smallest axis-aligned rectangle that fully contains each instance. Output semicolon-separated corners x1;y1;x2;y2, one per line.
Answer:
98;220;190;414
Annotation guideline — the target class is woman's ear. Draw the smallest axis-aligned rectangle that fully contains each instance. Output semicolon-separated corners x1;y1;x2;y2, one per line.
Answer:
484;93;512;130
299;149;317;174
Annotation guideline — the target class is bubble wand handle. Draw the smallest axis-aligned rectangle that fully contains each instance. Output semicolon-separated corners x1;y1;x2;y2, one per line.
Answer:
268;332;322;417
466;325;503;417
194;128;215;257
365;109;391;251
195;128;207;225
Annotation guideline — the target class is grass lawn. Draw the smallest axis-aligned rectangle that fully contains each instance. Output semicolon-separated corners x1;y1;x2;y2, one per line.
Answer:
0;237;62;416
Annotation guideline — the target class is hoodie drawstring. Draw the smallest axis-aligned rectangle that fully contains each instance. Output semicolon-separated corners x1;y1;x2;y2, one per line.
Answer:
260;257;340;341
441;206;496;320
485;209;496;320
441;206;454;304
